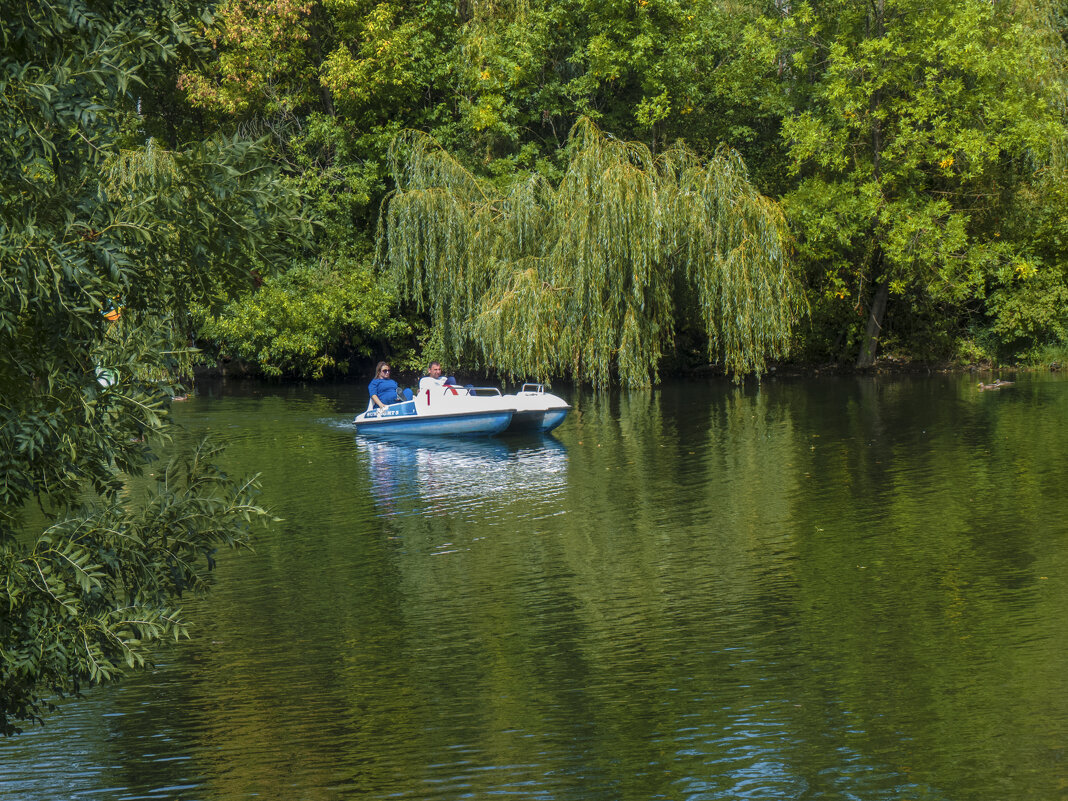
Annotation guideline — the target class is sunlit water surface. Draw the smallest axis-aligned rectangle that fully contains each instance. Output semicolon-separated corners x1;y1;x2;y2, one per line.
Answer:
3;374;1068;800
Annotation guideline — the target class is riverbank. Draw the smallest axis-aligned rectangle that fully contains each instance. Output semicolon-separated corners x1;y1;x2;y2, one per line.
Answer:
193;354;1062;387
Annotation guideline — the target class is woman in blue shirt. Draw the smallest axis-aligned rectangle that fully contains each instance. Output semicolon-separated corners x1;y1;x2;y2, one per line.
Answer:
368;361;412;409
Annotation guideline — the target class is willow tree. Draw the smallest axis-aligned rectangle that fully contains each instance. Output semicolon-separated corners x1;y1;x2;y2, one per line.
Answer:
376;119;802;387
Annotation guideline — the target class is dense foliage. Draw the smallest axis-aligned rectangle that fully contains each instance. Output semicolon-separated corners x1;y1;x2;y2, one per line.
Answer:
756;0;1068;365
380;119;802;386
195;257;413;378
177;0;1068;377
0;0;306;733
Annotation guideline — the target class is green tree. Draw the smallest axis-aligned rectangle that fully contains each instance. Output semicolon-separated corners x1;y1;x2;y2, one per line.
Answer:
195;255;414;378
172;0;799;382
0;0;306;734
448;0;766;153
178;0;790;379
178;0;455;366
377;120;803;386
982;152;1068;360
756;0;1068;365
178;0;318;117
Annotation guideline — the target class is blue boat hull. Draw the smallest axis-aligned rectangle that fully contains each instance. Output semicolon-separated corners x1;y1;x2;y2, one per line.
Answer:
503;407;569;434
505;409;547;433
355;409;513;437
502;409;568;433
500;385;570;434
541;408;569;433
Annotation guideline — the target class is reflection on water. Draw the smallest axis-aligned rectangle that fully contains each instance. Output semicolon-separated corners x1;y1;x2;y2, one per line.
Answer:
357;434;568;523
2;374;1068;801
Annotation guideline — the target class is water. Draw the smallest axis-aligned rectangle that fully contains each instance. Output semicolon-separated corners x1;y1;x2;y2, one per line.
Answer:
3;373;1067;800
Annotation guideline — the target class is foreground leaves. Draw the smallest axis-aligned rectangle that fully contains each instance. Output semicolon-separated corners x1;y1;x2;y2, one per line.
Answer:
0;440;267;736
0;0;305;732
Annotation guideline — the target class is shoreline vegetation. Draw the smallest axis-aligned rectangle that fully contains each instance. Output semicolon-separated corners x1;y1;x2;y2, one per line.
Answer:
192;353;1064;388
184;2;1068;388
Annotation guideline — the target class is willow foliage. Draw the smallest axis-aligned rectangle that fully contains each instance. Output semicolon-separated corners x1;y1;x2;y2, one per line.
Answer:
378;118;802;386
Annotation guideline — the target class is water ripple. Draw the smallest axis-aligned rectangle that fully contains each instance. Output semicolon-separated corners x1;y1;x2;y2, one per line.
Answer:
4;375;1068;801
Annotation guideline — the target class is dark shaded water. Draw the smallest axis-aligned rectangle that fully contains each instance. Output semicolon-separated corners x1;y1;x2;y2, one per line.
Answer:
3;373;1068;800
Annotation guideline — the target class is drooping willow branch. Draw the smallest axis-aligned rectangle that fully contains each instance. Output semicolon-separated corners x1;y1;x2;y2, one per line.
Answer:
376;117;804;387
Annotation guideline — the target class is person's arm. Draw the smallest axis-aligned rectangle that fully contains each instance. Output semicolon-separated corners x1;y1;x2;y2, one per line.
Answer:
371;393;387;409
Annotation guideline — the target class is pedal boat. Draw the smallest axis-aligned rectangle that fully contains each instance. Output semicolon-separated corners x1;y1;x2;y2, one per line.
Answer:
501;384;571;433
354;385;516;436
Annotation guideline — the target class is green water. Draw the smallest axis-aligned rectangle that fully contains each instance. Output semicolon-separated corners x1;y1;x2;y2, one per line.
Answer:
2;374;1067;800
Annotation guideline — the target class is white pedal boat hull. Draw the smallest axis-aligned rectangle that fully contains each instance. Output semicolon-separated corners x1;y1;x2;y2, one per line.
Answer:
501;384;571;433
354;386;517;436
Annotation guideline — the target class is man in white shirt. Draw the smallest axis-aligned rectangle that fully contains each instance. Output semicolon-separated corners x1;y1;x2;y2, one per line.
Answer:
418;361;449;392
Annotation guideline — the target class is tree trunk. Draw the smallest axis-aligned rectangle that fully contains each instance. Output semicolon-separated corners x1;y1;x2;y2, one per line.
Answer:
856;278;889;368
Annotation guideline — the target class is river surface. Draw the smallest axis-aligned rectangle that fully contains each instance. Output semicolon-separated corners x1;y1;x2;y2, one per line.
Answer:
2;373;1067;801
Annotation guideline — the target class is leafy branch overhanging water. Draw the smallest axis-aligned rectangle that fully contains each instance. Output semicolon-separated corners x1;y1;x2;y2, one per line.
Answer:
376;118;805;387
